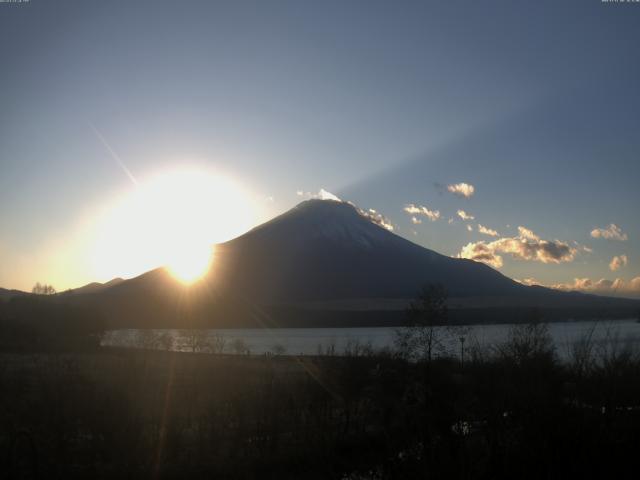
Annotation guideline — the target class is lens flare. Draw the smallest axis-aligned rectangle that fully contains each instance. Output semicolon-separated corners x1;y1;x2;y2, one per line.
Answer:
167;244;213;284
90;166;258;284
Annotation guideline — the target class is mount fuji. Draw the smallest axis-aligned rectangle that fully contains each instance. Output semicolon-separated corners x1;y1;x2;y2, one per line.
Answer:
211;199;526;302
64;199;639;327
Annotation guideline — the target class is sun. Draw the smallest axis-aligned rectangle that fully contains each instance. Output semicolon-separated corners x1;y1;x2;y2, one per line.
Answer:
90;166;259;284
166;243;213;284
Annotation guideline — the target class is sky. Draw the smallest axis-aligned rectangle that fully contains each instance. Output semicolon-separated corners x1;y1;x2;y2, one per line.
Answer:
0;0;639;297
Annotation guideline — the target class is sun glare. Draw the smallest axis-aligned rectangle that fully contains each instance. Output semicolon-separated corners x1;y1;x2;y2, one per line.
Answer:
167;243;213;284
90;167;258;284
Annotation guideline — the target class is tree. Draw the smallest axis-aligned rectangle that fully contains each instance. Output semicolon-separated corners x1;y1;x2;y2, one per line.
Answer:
183;329;210;353
395;284;448;361
231;337;249;355
32;282;56;295
210;332;227;354
157;332;174;351
496;309;554;365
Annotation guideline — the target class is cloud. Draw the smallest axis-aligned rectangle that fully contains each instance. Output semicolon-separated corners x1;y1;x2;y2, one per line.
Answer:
573;241;593;253
457;225;577;268
457;209;474;221
466;224;473;232
459;241;503;268
404;204;440;221
477;224;499;237
516;278;542;286
411;216;422;225
358;207;394;231
447;182;475;198
517;226;539;241
591;223;628;241
296;190;304;196
493;235;576;264
609;254;628;271
551;276;640;298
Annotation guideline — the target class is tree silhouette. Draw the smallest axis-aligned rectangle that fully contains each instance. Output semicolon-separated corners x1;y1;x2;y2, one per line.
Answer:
395;284;448;362
31;282;56;295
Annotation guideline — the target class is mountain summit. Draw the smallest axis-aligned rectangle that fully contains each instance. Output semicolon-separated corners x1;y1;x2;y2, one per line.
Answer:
239;200;395;249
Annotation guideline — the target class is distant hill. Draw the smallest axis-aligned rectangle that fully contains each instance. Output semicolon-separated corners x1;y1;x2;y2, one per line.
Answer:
63;278;125;295
59;199;640;328
0;287;29;302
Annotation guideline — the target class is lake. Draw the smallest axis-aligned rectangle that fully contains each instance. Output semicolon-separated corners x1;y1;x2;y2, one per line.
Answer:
102;318;640;360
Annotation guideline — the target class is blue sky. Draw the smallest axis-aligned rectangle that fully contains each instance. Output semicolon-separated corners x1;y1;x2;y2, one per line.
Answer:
0;0;638;295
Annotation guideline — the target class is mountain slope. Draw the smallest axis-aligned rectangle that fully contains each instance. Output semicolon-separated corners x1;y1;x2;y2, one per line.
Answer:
0;287;29;302
212;199;527;302
64;278;125;295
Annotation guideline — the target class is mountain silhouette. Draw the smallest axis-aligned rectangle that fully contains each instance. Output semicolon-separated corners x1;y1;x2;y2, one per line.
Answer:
62;199;639;327
212;199;526;302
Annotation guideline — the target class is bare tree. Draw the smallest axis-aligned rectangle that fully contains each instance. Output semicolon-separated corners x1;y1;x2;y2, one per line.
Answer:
183;329;210;353
32;282;56;295
495;309;554;365
272;343;287;356
157;332;174;351
231;337;249;355
395;284;448;362
569;322;598;376
210;332;227;354
343;339;374;357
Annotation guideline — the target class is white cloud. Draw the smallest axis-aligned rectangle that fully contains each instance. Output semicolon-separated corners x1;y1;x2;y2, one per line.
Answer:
573;242;593;253
552;276;640;298
296;190;304;196
457;226;577;268
357;207;394;231
457;209;474;221
591;223;628;241
466;224;473;232
459;241;503;268
447;182;475;198
411;216;422;225
517;226;539;241
609;254;628;271
477;224;499;237
404;204;440;221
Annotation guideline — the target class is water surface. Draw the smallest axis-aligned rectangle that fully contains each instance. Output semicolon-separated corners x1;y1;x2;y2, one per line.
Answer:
102;319;640;360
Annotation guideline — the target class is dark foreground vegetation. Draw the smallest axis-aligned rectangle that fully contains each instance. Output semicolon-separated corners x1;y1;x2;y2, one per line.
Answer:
2;287;640;478
2;325;640;479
